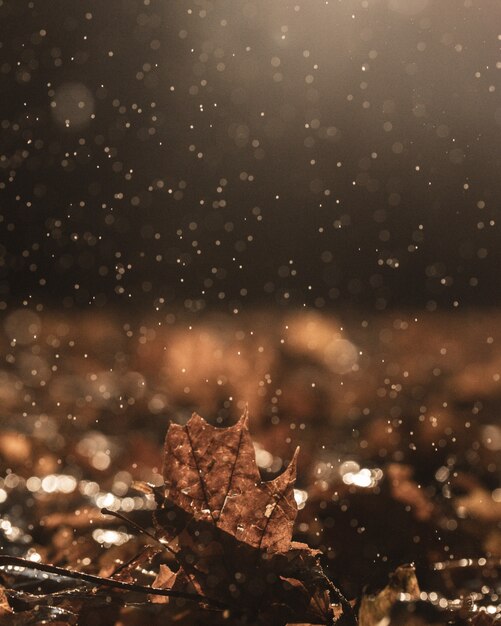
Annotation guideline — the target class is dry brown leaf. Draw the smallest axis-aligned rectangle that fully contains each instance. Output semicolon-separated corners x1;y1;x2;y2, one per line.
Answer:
153;412;336;625
0;587;12;617
149;563;178;604
160;412;298;551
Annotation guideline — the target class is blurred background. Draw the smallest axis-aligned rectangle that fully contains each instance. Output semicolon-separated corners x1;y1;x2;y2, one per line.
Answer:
1;0;501;310
0;0;501;611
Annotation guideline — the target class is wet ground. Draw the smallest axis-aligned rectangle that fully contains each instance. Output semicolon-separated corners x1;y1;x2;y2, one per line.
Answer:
0;308;500;623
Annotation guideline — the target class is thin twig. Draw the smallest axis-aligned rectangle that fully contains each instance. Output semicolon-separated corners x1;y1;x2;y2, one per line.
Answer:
108;545;153;580
0;555;225;609
326;577;357;626
100;507;177;557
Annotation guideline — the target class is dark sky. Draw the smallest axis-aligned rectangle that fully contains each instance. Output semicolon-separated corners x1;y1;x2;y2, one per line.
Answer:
1;0;501;313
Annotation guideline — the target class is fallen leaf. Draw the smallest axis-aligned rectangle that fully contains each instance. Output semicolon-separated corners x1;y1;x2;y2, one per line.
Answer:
154;412;337;625
159;412;297;551
149;563;178;603
0;586;12;617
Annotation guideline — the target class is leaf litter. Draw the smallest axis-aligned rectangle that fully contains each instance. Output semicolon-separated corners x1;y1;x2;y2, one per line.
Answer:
0;413;353;626
0;411;499;625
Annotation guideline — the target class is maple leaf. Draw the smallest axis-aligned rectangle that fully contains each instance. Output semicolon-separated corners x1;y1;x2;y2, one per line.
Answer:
159;412;297;550
152;412;341;625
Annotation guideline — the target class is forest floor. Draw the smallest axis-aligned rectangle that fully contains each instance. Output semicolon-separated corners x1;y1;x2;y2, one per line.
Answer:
0;308;500;624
